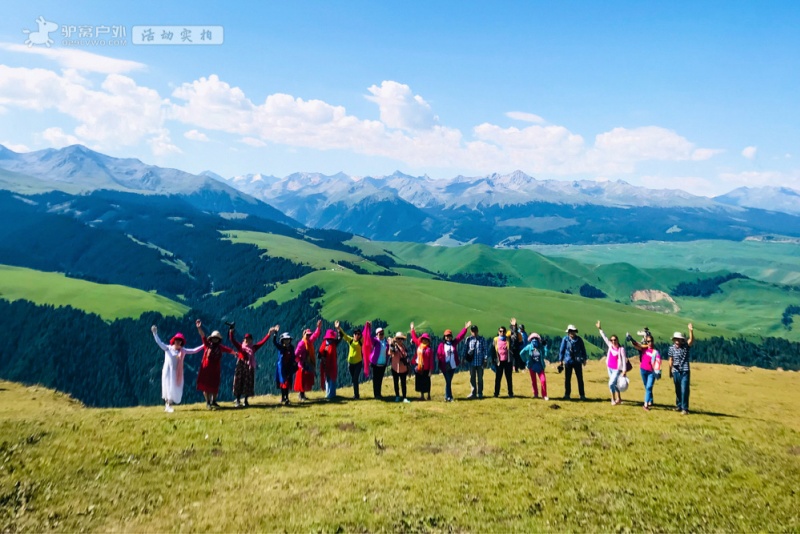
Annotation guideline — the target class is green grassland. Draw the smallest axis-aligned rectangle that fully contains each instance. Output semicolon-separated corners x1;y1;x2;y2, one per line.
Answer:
530;239;800;286
222;230;386;273
2;362;798;532
253;270;733;346
0;265;189;321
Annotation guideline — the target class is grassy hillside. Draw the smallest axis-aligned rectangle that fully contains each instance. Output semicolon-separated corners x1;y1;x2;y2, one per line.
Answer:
532;239;800;286
0;265;189;321
253;270;734;343
222;230;385;273
1;362;798;532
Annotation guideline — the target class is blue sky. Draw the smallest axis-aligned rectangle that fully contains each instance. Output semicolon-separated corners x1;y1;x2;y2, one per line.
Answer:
1;0;798;195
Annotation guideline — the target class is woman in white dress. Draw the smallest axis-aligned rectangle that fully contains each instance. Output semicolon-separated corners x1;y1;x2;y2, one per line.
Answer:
151;325;203;412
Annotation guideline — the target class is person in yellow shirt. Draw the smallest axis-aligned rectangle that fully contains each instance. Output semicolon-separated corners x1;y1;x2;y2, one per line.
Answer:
336;320;363;400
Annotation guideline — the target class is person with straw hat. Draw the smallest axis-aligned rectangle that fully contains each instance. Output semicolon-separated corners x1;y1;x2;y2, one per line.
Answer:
195;320;236;410
388;331;411;403
668;323;695;415
150;324;204;413
558;324;588;400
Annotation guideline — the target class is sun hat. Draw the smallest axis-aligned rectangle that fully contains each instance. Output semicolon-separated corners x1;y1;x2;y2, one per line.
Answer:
420;333;431;342
566;324;578;333
672;331;685;340
376;327;384;334
244;333;253;340
279;332;292;341
444;329;453;336
617;375;630;393
170;333;186;345
528;332;542;342
394;331;407;339
324;329;338;340
208;331;223;341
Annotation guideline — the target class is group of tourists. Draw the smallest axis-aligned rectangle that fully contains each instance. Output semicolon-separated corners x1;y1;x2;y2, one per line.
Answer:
151;318;696;415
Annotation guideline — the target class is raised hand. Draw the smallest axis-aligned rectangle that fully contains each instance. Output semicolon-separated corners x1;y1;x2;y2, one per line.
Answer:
510;317;517;326
334;320;340;329
196;319;202;328
151;325;158;334
465;320;472;329
271;325;279;333
688;323;693;331
410;322;414;331
595;320;601;329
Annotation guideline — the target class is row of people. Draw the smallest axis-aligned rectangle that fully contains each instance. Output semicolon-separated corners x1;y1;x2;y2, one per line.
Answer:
151;318;695;414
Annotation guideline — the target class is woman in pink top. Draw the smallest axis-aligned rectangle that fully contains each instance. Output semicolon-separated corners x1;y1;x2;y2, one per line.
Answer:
596;321;627;405
629;330;661;411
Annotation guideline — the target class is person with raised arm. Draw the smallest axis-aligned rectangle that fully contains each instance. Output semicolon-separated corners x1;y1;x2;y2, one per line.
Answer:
410;322;433;401
336;321;364;399
521;332;548;400
229;324;279;408
558;324;588;400
388;331;411;403
596;321;628;406
363;321;390;399
195;320;236;410
465;325;489;399
294;319;322;402
151;325;204;413
492;318;520;398
627;327;661;411
318;326;341;400
436;321;471;402
272;327;296;405
669;323;695;415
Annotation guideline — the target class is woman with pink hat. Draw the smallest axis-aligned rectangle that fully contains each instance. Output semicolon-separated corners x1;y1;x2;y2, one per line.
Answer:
229;324;279;408
195;320;236;410
318;326;341;400
410;322;433;401
294;319;322;402
436;321;471;402
521;332;548;400
151;324;203;412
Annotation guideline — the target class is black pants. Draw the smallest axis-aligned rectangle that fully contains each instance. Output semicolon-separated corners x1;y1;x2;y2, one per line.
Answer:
564;362;585;398
349;363;361;399
494;360;514;396
392;370;407;399
371;364;387;399
280;387;289;401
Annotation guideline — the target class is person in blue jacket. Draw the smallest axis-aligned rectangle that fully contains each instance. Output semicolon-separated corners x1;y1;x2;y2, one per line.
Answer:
558;324;587;400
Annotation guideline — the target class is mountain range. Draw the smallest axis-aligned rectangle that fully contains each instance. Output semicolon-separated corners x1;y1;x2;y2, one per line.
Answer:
1;143;799;245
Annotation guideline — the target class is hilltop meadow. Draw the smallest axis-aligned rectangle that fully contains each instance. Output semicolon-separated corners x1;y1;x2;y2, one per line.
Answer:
2;361;799;532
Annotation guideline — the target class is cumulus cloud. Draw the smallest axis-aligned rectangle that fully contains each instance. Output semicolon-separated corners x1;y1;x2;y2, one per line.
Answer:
184;129;209;142
742;146;757;160
240;137;266;147
148;129;181;156
365;80;437;130
0;42;145;74
40;126;80;147
719;170;800;190
0;141;31;152
505;111;546;124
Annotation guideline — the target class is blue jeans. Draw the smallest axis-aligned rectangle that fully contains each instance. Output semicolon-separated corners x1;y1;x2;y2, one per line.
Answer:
641;369;655;405
325;377;336;400
673;370;690;411
608;368;622;394
443;368;455;399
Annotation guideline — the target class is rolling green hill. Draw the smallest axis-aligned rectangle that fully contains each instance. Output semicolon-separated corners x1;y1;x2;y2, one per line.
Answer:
0;265;189;320
531;239;800;286
253;270;733;344
1;362;798;532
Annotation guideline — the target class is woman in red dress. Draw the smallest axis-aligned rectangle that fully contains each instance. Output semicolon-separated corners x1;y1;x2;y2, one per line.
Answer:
195;320;235;410
293;319;322;401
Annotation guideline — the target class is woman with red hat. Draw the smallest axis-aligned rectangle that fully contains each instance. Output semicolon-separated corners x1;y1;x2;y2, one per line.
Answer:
319;326;341;400
151;324;203;412
195;320;236;410
294;319;322;401
436;321;471;402
229;324;279;408
410;322;433;401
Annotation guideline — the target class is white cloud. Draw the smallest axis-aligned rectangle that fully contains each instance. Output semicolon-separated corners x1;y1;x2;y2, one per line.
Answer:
240;137;266;147
718;170;800;190
148;129;181;156
596;126;698;162
365;80;437;130
505;111;546;124
638;175;720;197
0;42;146;74
0;141;30;152
41;127;80;148
742;146;757;160
184;129;209;142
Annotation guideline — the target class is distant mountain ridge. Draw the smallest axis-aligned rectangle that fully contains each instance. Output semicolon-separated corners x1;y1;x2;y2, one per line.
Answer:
715;186;800;216
0;144;299;226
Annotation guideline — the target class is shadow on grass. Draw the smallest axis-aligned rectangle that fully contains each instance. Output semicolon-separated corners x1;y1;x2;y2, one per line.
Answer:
642;403;739;418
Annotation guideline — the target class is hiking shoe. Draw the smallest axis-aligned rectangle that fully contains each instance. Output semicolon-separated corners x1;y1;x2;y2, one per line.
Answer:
403;398;411;403
467;393;476;399
211;401;221;408
395;396;401;403
244;399;250;407
234;400;241;408
165;404;174;413
681;410;689;415
543;396;549;401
